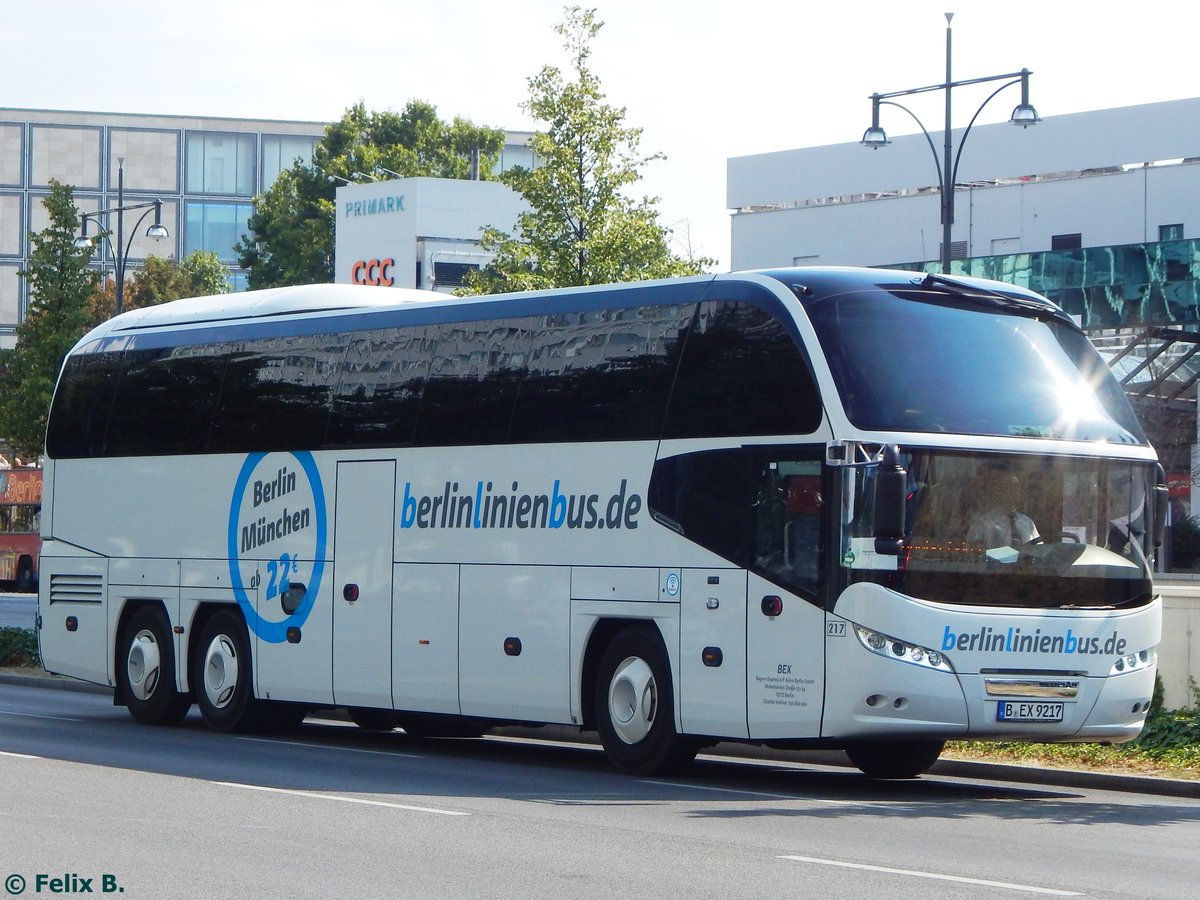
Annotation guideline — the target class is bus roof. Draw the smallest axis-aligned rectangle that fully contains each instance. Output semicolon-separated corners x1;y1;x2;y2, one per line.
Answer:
74;267;1063;351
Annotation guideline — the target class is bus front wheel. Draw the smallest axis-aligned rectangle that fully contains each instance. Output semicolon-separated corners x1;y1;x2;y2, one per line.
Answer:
118;605;191;726
594;626;697;775
845;740;945;779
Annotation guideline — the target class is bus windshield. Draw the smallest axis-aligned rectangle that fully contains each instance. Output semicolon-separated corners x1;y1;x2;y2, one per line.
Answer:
841;449;1155;610
804;284;1147;444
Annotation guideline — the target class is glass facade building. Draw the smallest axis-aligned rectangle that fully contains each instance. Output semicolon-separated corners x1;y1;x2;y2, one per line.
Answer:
895;238;1200;330
0;108;326;346
0;108;536;347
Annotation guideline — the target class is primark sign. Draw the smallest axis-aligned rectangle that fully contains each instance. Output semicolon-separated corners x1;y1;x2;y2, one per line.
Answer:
344;194;406;217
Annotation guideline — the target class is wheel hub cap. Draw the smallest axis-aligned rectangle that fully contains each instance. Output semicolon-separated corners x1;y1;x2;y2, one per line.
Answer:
126;629;161;701
608;656;657;745
203;634;239;709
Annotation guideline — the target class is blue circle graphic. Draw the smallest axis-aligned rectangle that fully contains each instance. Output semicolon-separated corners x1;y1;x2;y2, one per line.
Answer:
227;450;327;643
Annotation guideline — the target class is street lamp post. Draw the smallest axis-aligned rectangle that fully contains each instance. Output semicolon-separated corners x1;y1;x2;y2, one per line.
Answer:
861;13;1040;273
74;158;170;317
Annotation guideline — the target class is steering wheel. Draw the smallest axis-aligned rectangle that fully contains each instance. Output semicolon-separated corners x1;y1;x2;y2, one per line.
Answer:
1026;531;1081;545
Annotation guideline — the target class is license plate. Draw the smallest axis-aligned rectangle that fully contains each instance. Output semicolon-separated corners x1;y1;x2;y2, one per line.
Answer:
997;701;1064;723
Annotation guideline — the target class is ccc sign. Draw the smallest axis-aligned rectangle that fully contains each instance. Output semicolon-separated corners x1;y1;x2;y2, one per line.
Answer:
351;258;395;286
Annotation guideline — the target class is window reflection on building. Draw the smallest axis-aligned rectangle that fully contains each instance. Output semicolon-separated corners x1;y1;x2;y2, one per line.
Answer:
896;239;1200;329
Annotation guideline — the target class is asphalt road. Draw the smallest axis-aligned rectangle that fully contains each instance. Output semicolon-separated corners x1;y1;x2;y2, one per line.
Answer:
0;593;34;630
1;681;1197;900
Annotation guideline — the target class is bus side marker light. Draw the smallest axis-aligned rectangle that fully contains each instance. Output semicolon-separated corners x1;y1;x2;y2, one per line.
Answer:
65;616;78;632
702;647;723;667
504;637;522;657
342;583;359;603
761;596;784;617
286;627;302;644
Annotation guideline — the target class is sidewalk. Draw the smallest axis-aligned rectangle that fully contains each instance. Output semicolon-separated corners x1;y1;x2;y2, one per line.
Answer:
3;667;1196;799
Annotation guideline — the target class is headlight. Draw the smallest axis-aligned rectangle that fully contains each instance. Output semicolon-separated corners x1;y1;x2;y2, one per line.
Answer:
854;625;954;673
1111;647;1156;675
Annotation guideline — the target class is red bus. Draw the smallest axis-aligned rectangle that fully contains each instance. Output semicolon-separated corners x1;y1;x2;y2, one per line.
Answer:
0;468;41;592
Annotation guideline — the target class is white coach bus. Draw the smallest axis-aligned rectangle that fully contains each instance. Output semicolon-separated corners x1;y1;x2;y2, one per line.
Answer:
37;268;1163;777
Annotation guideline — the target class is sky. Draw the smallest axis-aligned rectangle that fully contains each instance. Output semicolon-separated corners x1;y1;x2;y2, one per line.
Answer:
4;0;1199;270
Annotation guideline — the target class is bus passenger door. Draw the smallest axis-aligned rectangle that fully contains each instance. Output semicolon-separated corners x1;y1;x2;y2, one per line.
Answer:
678;568;748;739
332;460;395;710
745;573;824;739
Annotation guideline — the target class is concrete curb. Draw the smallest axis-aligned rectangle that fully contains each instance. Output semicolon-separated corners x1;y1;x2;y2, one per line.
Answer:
929;758;1200;799
4;671;1196;798
0;671;112;694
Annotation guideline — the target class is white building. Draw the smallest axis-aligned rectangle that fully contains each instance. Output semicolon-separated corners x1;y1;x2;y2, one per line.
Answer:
729;97;1200;274
334;176;527;293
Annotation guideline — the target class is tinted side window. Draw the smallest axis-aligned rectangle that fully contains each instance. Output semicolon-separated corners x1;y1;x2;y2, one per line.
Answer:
511;304;694;442
649;446;825;600
105;346;225;456
46;351;126;458
414;318;531;446
208;334;348;453
327;328;434;449
664;300;822;439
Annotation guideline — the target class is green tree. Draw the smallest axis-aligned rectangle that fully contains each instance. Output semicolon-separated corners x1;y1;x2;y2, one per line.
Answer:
0;182;99;458
87;251;230;326
465;7;713;294
236;100;506;289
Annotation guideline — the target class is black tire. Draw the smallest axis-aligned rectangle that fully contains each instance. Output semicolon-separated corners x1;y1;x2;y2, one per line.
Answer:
845;740;945;779
15;558;34;593
594;625;697;775
118;605;191;726
349;708;397;732
193;609;260;733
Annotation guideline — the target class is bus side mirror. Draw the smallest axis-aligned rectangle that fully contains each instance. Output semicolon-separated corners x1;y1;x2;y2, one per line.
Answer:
1153;466;1168;548
874;445;907;556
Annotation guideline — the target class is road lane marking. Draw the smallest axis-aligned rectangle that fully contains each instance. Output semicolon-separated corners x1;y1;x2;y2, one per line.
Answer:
0;710;84;722
0;750;40;759
236;735;423;759
640;779;857;805
213;781;470;816
778;855;1082;896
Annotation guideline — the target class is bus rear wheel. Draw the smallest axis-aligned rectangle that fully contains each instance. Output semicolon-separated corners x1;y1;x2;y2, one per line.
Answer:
119;605;191;726
594;626;697;775
845;740;945;779
194;609;260;733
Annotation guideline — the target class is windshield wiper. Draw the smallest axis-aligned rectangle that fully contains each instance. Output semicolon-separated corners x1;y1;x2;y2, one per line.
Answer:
918;273;1072;323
